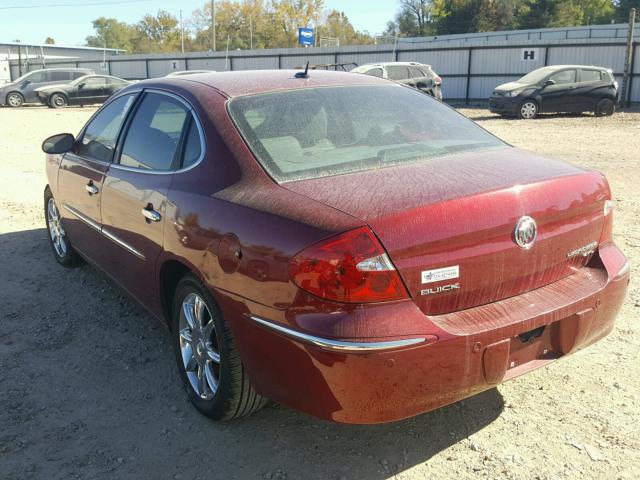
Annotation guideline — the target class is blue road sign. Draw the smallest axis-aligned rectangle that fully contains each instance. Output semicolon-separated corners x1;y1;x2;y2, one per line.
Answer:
298;28;315;46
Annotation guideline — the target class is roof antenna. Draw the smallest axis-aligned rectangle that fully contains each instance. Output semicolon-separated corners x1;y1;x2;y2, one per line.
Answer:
295;61;310;78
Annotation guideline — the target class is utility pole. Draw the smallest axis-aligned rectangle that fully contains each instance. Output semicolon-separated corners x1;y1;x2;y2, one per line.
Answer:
622;8;636;107
180;9;185;54
15;40;22;77
210;0;216;51
249;16;253;51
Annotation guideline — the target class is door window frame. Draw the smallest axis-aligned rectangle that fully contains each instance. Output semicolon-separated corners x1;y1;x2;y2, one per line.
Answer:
109;89;206;175
72;89;142;166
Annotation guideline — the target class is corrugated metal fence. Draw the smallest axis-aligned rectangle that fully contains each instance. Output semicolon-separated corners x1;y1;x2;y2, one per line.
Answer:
10;24;640;103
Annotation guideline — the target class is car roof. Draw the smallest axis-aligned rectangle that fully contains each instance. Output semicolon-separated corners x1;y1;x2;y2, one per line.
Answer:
153;69;392;98
538;64;608;71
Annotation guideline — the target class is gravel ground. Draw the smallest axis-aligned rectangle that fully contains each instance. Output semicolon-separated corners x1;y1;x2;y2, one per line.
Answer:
0;105;638;480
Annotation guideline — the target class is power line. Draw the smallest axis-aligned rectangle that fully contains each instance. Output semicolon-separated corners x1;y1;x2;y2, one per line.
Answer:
0;0;155;10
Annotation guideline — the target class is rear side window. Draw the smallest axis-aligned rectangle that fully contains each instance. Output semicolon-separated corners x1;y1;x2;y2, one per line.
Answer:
72;71;88;79
549;69;576;85
387;66;410;80
409;67;425;78
76;94;135;163
580;69;601;83
181;120;202;169
51;72;71;81
365;68;383;78
119;93;189;171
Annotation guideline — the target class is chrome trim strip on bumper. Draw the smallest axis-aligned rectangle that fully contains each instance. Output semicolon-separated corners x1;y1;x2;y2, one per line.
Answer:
63;203;145;260
247;315;426;352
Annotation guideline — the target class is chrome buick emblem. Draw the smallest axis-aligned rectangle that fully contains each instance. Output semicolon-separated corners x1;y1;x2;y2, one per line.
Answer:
514;216;538;250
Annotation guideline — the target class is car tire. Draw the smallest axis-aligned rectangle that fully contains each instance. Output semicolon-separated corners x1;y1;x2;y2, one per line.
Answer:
518;100;538;119
44;186;83;268
50;93;68;109
171;273;267;420
595;98;615;117
6;92;24;108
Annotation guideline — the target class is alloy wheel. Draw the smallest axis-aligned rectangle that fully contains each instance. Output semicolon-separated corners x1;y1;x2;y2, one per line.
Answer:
47;198;67;258
179;292;221;400
52;94;67;108
520;101;537;119
7;93;23;107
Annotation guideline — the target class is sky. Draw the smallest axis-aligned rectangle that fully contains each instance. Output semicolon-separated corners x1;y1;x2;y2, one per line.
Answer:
0;0;397;46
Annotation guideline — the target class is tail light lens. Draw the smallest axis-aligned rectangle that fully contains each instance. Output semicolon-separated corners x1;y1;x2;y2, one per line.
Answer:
600;199;614;243
434;75;442;85
289;227;409;303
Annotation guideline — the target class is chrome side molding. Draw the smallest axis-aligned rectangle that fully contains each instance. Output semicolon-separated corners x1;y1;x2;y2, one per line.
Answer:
63;203;145;260
247;315;426;352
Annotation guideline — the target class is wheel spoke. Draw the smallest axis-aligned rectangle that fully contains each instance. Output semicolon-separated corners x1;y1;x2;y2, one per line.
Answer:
205;362;218;392
182;301;197;330
193;295;206;326
206;348;221;364
179;327;192;343
197;364;209;397
202;319;215;340
182;344;197;371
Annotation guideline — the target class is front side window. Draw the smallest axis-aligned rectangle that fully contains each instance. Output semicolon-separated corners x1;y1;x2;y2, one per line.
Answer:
82;77;106;87
27;72;47;83
119;93;189;171
549;69;576;85
229;85;505;182
76;94;135;163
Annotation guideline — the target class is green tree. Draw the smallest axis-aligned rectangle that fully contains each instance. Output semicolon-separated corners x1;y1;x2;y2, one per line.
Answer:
86;17;136;51
133;10;181;53
319;10;374;45
615;0;640;22
44;37;55;45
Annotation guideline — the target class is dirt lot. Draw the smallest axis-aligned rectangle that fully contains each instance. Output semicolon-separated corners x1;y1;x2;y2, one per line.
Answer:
0;105;638;480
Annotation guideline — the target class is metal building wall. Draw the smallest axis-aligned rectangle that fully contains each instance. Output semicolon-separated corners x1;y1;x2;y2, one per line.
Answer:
9;23;640;103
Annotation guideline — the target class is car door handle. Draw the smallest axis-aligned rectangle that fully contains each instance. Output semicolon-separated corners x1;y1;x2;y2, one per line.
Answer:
141;205;161;222
85;182;99;195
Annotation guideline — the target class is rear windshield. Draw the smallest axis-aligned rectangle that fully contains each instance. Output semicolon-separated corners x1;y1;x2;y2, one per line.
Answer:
228;85;505;182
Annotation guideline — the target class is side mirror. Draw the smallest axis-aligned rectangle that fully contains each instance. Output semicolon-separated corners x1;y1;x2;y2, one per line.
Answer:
78;83;86;89
42;133;75;154
21;80;31;87
544;79;556;87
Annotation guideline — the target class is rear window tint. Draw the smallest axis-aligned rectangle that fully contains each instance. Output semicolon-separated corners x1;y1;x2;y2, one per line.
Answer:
229;85;504;183
580;69;601;83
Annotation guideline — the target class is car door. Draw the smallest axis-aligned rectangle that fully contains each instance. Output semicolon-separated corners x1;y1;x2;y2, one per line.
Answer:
99;90;197;308
539;68;577;113
75;77;107;104
20;70;49;103
56;93;137;262
409;66;432;94
574;68;606;111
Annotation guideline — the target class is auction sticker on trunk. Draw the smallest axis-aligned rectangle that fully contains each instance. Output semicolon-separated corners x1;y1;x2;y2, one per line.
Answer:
421;265;459;284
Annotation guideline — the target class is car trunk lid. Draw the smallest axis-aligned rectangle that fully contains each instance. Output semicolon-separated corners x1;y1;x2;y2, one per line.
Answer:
283;147;608;315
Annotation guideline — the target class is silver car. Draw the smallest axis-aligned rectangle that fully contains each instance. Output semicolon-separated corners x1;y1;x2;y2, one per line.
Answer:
1;68;93;107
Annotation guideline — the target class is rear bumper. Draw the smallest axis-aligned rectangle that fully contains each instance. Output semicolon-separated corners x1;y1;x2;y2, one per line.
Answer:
224;243;629;424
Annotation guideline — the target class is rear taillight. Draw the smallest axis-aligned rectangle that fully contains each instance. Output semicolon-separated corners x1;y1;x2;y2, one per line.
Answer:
600;199;614;243
434;75;442;85
289;227;409;303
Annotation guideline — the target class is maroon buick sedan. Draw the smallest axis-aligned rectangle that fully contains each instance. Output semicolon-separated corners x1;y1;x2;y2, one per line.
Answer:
42;70;629;424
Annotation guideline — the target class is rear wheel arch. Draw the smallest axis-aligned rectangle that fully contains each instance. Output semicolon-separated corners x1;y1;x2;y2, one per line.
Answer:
159;259;201;329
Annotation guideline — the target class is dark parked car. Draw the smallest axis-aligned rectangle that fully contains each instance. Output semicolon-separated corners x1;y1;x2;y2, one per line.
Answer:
489;65;618;119
0;68;93;107
352;62;443;99
35;74;131;108
42;71;628;424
